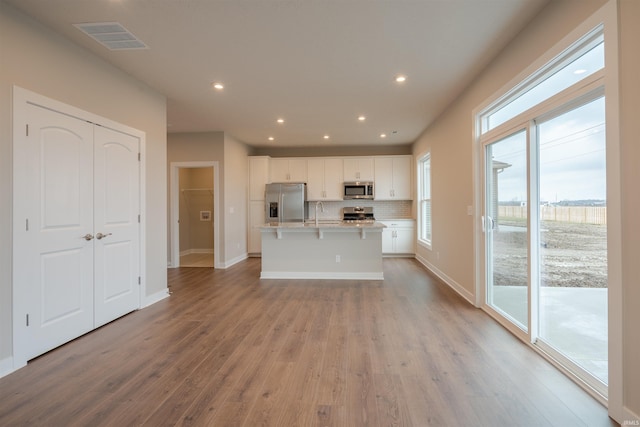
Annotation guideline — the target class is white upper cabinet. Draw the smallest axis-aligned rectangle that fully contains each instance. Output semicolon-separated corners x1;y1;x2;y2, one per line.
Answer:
249;156;270;200
270;158;308;183
307;158;344;201
374;155;413;200
343;157;374;182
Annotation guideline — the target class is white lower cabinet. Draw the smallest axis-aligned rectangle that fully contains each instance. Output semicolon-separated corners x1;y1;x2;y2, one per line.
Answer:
248;200;265;254
380;220;415;255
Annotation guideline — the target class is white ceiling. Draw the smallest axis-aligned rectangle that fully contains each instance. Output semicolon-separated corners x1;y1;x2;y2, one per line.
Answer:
5;0;549;148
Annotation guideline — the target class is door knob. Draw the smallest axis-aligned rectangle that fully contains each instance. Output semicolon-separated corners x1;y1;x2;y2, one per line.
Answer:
96;232;112;240
83;234;94;241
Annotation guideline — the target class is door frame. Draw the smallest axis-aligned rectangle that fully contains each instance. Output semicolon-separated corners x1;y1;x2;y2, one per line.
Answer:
169;161;220;269
12;85;146;370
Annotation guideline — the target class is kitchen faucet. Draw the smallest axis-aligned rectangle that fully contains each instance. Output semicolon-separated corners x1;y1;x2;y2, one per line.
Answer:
315;201;324;226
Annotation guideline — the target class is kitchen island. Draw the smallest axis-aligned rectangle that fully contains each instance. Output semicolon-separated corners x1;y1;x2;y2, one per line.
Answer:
260;221;385;280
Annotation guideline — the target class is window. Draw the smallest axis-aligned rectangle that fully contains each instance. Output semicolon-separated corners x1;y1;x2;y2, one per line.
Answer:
481;27;604;134
418;153;431;247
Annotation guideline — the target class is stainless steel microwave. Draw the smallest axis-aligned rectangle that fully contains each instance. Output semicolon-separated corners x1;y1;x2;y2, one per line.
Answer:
343;181;374;200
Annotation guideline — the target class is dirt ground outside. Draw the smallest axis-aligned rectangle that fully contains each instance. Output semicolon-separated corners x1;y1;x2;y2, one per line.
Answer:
492;217;607;288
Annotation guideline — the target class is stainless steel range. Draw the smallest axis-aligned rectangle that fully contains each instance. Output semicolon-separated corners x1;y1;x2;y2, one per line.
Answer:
342;206;375;224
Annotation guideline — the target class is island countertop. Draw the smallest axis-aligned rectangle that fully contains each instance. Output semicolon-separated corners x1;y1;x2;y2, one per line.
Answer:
259;220;384;280
259;220;386;229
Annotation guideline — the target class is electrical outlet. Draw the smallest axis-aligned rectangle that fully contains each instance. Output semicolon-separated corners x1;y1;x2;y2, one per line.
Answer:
335;255;341;263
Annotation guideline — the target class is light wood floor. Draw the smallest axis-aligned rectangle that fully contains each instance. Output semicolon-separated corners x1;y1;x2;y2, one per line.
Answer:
180;252;214;268
0;258;616;426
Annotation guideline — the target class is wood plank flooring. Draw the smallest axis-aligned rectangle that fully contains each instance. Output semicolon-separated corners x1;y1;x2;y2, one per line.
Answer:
180;252;214;268
0;258;617;426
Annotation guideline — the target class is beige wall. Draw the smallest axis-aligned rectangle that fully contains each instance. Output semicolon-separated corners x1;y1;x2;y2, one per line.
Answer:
167;132;249;267
0;3;168;366
413;0;639;420
167;132;225;262
223;134;250;264
619;0;640;417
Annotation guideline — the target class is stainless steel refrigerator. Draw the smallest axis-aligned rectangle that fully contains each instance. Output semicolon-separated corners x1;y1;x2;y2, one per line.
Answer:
265;183;308;224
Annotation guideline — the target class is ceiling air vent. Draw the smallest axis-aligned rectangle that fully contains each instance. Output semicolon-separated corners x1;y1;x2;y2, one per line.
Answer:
73;22;148;50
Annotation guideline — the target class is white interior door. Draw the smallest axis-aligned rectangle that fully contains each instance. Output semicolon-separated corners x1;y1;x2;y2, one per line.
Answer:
93;126;140;327
14;104;95;361
14;97;142;364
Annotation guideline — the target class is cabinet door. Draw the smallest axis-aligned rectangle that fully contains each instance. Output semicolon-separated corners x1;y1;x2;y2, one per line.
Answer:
270;158;308;182
323;158;344;200
249;156;270;200
374;157;394;200
344;157;373;181
269;158;290;182
306;159;325;200
381;228;394;253
289;158;308;182
392;156;412;200
357;157;375;181
248;200;265;253
394;228;415;253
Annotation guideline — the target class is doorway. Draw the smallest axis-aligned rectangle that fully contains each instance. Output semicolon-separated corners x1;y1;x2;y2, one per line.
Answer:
169;161;220;268
179;167;214;267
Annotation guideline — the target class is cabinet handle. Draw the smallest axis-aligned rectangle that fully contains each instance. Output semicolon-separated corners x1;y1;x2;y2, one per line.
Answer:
82;233;94;241
96;232;112;240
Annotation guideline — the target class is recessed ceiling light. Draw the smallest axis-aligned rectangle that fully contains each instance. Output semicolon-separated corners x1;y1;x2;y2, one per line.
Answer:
380;133;387;138
212;82;224;90
268;137;274;141
573;69;587;75
395;75;407;83
358;115;366;121
277;118;285;124
323;135;330;140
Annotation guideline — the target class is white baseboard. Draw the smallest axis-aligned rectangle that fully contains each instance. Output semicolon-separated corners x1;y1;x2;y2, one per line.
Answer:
0;356;15;379
143;288;170;308
414;253;474;304
218;253;248;269
260;271;384;280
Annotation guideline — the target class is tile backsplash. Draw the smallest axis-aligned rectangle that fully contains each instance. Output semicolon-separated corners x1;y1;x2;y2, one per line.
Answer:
307;200;413;220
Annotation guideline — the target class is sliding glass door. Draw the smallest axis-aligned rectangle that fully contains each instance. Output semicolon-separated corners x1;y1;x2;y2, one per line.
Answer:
536;96;608;391
483;94;608;394
485;130;529;330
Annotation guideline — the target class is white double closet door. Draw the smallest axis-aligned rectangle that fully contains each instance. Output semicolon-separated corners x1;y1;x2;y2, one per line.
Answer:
14;101;141;363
